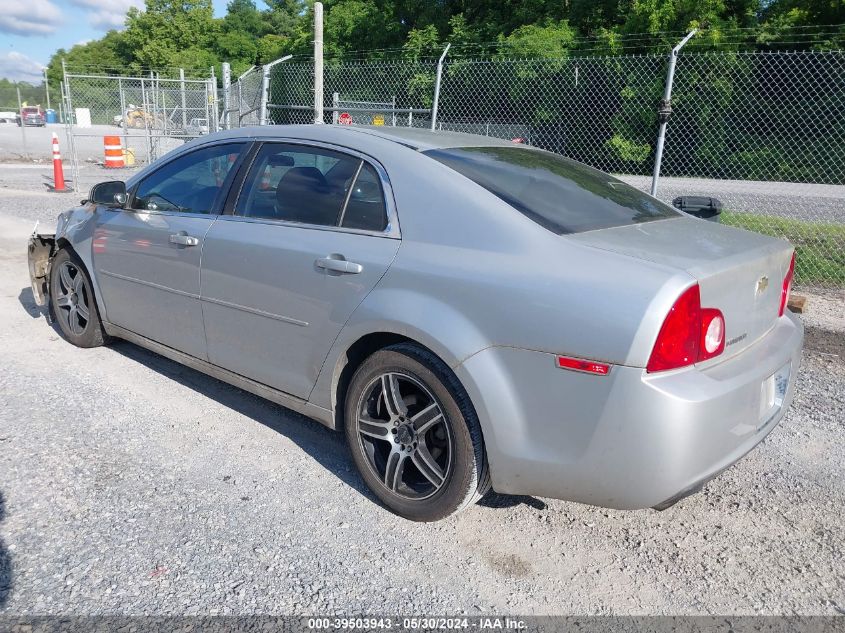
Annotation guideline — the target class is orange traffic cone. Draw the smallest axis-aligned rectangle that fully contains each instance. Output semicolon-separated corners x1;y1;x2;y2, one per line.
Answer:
259;166;272;190
51;133;66;191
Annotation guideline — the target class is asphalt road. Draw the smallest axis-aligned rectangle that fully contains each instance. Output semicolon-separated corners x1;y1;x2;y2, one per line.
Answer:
0;183;843;616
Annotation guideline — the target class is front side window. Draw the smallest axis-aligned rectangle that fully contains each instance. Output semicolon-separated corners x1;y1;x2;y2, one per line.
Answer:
236;143;389;232
425;146;680;234
132;143;244;214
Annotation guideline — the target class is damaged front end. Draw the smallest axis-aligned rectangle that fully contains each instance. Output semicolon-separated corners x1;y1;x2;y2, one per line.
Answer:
28;228;57;309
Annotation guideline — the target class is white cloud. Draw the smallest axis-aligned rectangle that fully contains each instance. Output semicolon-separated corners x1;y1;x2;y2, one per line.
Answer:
69;0;143;30
0;0;63;36
0;51;46;83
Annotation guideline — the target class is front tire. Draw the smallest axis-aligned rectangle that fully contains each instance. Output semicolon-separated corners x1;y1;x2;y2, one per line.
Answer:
344;343;490;521
49;248;109;348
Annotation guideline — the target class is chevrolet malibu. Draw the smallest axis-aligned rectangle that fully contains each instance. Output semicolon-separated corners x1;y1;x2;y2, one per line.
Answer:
28;126;803;521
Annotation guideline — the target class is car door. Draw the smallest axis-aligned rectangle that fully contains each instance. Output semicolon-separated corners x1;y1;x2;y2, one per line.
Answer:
201;140;401;400
92;141;248;359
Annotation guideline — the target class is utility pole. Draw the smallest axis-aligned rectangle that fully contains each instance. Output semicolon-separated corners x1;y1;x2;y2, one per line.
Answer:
314;1;324;124
43;67;51;110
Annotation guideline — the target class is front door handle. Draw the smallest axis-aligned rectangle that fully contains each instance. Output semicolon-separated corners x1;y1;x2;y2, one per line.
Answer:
169;232;199;247
316;255;363;274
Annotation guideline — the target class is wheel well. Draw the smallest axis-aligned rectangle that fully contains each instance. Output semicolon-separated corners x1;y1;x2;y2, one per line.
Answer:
52;238;104;315
55;237;74;257
333;332;417;430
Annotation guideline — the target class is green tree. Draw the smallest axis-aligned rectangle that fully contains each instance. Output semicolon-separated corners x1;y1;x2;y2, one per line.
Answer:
123;0;220;71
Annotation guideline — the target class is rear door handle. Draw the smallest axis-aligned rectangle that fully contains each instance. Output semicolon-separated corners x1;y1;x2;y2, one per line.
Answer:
169;232;199;247
316;256;363;274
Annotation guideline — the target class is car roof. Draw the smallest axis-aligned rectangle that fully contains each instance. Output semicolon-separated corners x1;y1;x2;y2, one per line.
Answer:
345;126;518;150
209;124;518;152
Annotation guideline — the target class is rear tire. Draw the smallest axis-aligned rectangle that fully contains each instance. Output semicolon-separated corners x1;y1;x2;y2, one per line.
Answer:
49;248;109;348
344;343;490;521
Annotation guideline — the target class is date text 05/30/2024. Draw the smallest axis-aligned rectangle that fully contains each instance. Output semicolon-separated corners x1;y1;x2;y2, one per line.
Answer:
307;617;528;630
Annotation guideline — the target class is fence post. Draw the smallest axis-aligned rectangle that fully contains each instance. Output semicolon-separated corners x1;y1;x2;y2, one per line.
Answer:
430;43;451;131
15;83;28;159
61;60;80;192
332;92;339;124
118;76;128;151
314;1;324;124
222;62;231;130
259;64;271;125
651;29;696;197
179;68;187;131
260;55;293;126
210;65;218;133
160;73;169;136
235;65;257;126
140;75;151;162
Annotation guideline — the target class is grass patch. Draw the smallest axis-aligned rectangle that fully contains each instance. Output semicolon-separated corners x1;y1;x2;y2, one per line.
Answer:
721;211;845;285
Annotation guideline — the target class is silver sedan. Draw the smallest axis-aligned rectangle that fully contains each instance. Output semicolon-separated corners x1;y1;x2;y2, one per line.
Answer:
28;126;803;521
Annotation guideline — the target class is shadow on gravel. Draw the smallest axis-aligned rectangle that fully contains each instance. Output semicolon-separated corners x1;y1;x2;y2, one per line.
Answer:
17;287;43;319
478;492;547;511
109;341;381;506
0;491;11;608
18;287;62;337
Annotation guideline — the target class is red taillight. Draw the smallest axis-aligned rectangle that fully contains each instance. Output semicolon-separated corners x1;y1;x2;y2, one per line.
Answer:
779;252;796;317
647;284;726;373
556;355;610;375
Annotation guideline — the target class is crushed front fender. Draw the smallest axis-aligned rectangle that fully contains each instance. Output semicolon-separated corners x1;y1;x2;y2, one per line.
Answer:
28;230;56;308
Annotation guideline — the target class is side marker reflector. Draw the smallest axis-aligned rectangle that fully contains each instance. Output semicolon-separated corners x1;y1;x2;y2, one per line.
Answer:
556;356;611;375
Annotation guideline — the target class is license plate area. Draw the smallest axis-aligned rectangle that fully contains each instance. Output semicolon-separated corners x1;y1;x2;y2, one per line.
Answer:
758;362;790;429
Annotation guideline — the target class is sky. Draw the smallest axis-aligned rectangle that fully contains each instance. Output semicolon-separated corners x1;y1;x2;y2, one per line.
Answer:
0;0;234;83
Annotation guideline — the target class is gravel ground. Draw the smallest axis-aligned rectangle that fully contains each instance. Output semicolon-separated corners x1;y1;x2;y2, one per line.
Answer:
0;173;843;616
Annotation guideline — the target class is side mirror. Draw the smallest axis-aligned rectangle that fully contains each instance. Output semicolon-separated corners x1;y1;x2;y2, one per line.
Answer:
672;196;722;222
89;181;127;208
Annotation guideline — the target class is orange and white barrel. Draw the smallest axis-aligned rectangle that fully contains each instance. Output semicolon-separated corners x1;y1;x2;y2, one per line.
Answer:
103;136;124;168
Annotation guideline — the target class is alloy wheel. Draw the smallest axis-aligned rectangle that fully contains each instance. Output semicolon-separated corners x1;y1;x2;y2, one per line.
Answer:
54;261;90;336
356;372;453;500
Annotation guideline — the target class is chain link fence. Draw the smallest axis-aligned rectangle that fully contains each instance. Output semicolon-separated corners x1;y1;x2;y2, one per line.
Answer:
234;66;263;127
247;49;844;287
61;70;218;192
61;49;844;287
263;58;439;126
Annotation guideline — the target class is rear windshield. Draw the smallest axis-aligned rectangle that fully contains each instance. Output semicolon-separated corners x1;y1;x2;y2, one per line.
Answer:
424;146;679;234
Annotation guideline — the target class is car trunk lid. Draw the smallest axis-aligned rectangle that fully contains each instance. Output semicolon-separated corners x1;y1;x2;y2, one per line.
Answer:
568;217;794;362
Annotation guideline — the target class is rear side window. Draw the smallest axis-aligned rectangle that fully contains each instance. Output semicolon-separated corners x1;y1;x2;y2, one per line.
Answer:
236;143;388;232
425;146;679;234
340;164;388;232
237;144;358;226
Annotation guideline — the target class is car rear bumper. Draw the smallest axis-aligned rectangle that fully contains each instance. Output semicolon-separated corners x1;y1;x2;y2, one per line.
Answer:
456;311;803;509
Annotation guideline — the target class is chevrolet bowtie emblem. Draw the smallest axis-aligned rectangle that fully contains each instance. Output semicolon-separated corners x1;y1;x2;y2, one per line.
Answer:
756;276;769;295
